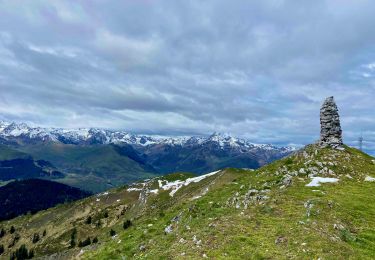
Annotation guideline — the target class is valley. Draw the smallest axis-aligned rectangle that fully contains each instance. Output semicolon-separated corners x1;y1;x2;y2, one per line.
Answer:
0;121;292;192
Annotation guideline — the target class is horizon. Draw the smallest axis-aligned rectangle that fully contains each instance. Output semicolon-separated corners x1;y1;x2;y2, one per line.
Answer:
0;1;375;154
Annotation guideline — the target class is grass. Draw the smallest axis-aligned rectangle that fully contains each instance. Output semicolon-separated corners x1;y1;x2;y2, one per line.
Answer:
16;143;158;192
0;144;374;259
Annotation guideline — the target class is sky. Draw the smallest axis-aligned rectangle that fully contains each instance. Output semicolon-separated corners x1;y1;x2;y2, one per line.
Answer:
0;1;374;154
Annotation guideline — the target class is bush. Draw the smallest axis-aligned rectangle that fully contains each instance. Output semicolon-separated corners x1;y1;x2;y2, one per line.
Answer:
85;216;92;225
103;211;109;218
96;220;101;228
10;244;33;260
10;226;15;234
92;237;98;243
0;228;5;238
0;244;4;255
109;229;116;236
340;229;356;242
78;237;91;248
42;229;47;237
70;228;77;248
123;220;132;230
8;234;20;248
32;233;40;244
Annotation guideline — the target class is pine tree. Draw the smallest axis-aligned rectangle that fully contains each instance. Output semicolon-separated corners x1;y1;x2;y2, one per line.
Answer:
96;219;101;228
85;216;92;224
70;228;77;248
0;244;4;255
10;226;15;234
78;237;91;247
92;237;98;243
10;244;33;259
32;233;40;244
109;229;116;236
42;230;47;237
123;220;132;230
8;234;20;248
0;228;5;238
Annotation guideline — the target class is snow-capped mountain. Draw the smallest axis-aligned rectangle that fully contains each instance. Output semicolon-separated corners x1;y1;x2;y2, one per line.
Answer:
0;121;294;153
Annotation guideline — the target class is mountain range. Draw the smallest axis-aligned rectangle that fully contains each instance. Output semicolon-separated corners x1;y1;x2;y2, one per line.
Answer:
0;120;293;151
0;121;293;192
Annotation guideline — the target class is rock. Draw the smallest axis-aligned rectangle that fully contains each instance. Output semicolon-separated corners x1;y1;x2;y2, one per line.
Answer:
304;200;314;217
164;225;173;234
275;236;288;244
333;223;345;231
171;214;181;222
193;235;202;246
319;96;343;148
139;245;146;251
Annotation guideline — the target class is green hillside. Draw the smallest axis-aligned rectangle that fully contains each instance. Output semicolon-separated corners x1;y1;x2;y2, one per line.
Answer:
0;144;29;161
0;145;374;259
17;143;157;192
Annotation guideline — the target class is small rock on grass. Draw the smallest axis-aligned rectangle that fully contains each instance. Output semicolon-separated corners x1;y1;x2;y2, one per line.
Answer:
275;236;288;244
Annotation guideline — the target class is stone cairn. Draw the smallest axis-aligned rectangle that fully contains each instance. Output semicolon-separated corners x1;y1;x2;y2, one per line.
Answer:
319;96;343;148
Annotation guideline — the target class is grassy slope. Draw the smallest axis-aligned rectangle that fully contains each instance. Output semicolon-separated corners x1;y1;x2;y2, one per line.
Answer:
0;145;374;259
0;144;29;160
17;143;157;192
85;145;375;259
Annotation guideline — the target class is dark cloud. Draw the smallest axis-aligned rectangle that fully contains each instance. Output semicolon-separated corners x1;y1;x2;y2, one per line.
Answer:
0;1;375;154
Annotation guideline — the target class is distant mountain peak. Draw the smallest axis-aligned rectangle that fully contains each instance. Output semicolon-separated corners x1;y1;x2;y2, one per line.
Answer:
0;120;293;152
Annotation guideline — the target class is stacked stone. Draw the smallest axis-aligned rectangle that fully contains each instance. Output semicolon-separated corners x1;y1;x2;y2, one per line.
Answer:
319;96;343;148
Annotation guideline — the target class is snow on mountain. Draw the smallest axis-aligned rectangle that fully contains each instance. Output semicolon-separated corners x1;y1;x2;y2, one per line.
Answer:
0;121;294;152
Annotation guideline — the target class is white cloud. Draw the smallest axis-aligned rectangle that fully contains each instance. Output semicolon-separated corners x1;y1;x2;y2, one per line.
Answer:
0;1;374;153
94;30;161;69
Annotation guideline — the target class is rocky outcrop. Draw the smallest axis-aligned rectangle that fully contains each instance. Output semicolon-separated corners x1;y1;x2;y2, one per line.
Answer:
319;96;343;148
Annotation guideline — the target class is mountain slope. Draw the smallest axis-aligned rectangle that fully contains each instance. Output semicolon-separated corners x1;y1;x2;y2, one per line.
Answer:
0;158;64;182
84;145;375;259
0;145;374;259
17;143;158;192
0;179;91;221
0;121;293;192
0;144;29;161
141;137;289;174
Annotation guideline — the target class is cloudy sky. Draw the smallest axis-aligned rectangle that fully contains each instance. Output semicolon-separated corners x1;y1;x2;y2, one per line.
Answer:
0;1;375;153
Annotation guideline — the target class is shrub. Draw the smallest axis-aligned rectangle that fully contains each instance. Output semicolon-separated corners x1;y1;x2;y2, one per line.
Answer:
70;228;77;248
10;244;33;260
109;229;116;236
78;237;91;248
10;226;15;234
32;233;40;244
42;230;47;237
340;229;356;242
96;220;101;228
0;244;4;255
85;216;92;225
0;228;5;238
8;234;20;248
92;237;98;243
123;220;132;230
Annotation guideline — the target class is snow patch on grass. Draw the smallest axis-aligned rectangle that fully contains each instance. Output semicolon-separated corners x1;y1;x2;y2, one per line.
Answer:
306;177;339;187
161;170;221;197
365;176;375;182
